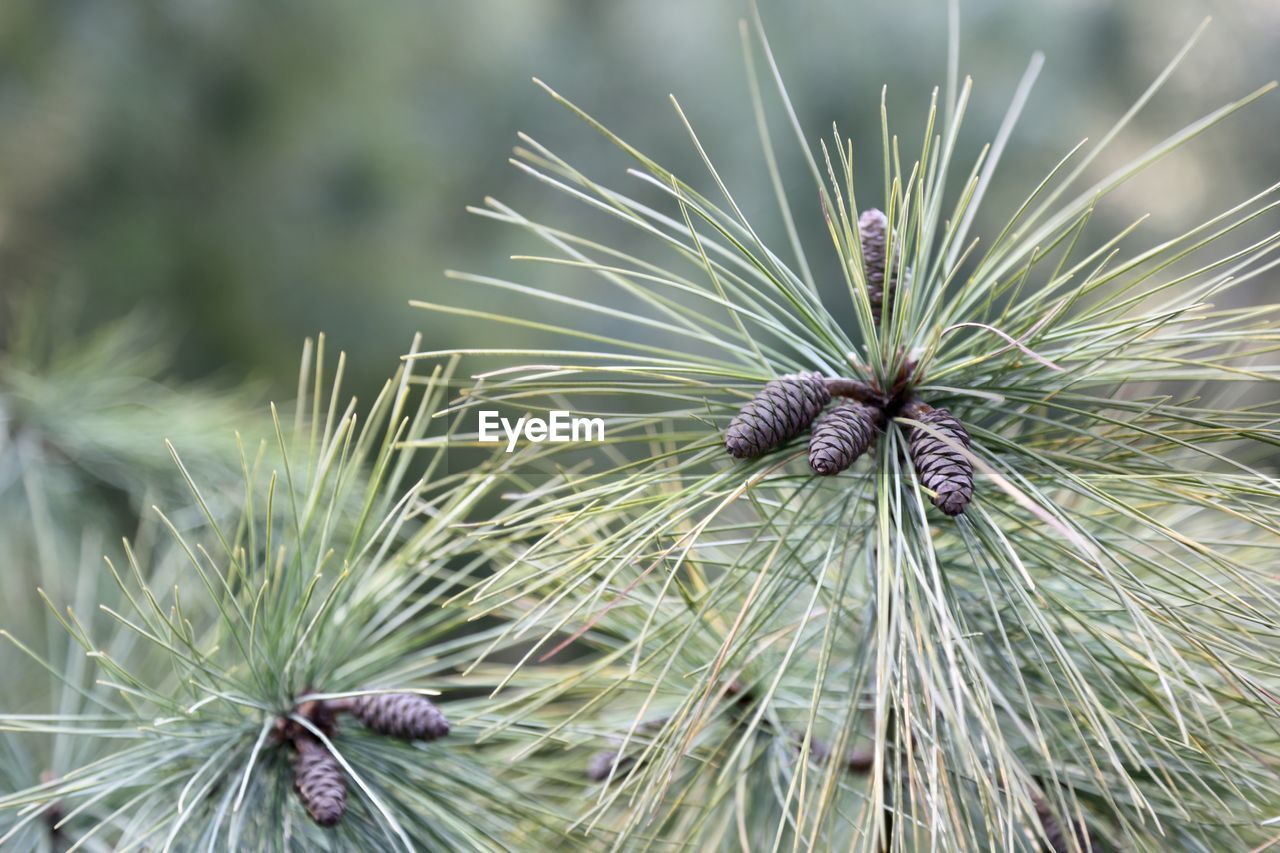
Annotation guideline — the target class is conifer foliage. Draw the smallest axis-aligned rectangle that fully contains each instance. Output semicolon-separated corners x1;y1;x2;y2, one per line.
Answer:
0;341;557;848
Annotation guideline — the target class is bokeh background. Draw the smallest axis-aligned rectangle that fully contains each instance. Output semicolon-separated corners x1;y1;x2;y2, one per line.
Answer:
1;0;1277;400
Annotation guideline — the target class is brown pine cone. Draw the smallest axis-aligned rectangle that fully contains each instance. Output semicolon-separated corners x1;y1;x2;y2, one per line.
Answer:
907;406;974;516
1034;790;1099;853
293;737;347;828
858;208;907;322
859;208;889;310
350;693;450;741
808;400;880;475
585;750;637;782
725;373;831;459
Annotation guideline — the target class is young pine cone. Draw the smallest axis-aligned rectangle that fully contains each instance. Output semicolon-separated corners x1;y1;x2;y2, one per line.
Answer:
1034;792;1097;853
293;737;347;828
586;750;637;782
725;372;831;459
808;400;880;475
858;208;904;321
350;693;450;741
907;406;974;516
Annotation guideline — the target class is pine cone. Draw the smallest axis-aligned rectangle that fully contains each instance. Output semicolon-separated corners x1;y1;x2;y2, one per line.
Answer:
1034;792;1098;853
585;750;637;782
808;400;880;475
859;208;888;307
859;208;906;321
725;373;831;459
907;407;974;516
293;737;346;828
350;693;450;741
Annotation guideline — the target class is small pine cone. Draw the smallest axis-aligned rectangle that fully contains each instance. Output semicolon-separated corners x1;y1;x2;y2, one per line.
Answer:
1034;793;1096;853
907;407;974;516
586;750;618;782
1035;796;1070;853
293;737;346;828
586;750;637;782
858;208;907;321
350;693;450;741
859;208;888;308
725;373;831;459
808;401;880;475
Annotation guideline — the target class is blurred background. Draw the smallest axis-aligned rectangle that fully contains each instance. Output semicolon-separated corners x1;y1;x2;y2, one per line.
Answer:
1;0;1277;401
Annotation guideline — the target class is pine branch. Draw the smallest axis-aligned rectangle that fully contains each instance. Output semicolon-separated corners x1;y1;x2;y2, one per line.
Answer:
414;12;1280;849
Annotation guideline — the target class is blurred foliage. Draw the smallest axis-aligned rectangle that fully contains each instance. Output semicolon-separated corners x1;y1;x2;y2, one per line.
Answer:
1;0;1276;400
0;296;264;717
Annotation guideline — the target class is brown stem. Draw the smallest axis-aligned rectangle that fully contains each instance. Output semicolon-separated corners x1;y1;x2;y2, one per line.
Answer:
825;377;887;405
900;397;929;420
276;695;342;747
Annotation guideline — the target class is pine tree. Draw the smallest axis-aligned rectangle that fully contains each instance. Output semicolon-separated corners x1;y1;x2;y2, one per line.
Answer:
3;8;1280;853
